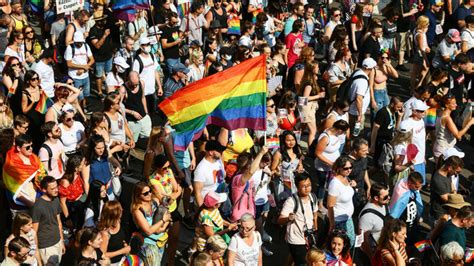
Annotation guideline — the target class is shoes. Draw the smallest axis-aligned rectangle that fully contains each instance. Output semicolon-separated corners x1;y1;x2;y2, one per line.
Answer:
262;246;273;256
396;64;409;72
262;230;272;243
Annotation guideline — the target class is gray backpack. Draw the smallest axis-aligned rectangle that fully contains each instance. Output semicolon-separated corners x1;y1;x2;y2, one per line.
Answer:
378;143;394;175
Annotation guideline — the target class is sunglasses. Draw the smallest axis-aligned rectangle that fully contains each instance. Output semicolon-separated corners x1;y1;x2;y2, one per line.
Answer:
31;77;39;81
142;190;151;196
343;166;353;170
25;31;34;34
23;145;32;150
267;104;275;108
11;63;20;67
334;13;341;17
381;194;390;200
65;117;74;122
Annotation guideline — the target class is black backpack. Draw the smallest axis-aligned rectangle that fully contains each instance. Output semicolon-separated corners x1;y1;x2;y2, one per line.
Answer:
56;23;77;61
41;143;53;171
291;192;318;214
358;205;391;224
134;52;156;74
336;72;368;103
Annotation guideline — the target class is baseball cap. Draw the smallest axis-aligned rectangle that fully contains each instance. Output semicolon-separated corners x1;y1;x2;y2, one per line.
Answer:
203;191;228;208
73;32;85;43
362;57;377;69
442;147;465;159
430;0;444;6
205;140;226;152
171;63;190;74
139;36;151;45
448;29;461;42
411;99;429;111
113;56;130;69
399;120;411;133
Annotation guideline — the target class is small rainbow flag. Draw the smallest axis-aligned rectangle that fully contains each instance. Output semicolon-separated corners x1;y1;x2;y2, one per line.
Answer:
465;248;474;263
159;56;267;151
177;0;190;20
228;15;241;35
123;254;142;266
35;90;54;114
267;137;279;150
425;108;437;128
319;7;327;27
414;239;433;252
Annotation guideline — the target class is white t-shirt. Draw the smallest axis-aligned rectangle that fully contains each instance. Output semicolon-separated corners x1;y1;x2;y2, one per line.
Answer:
250;169;271;205
32;60;55;98
59;121;85;153
187;64;205;83
402;96;417;121
4;44;25;62
358;202;387;242
38;141;65;179
461;29;474;51
328;178;354;222
194;158;226;200
394;143;408;165
64;44;92;80
105;72;124;90
228;231;262;266
132;54;158;96
239;35;253;48
348;69;370;116
401;117;426;164
280;194;318;245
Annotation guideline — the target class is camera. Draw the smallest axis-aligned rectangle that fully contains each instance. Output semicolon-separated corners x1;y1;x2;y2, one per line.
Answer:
304;229;318;249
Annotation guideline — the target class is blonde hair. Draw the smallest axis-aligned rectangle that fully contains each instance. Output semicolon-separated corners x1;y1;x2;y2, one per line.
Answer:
189;48;203;65
416;15;429;30
306;248;326;264
206;235;228;252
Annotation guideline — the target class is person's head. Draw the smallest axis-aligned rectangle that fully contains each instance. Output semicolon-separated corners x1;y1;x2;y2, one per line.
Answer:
453;53;471;72
238;213;256;238
293;2;305;17
305;5;315;20
15;134;33;156
330;7;342;22
78;227;103;251
124;36;134;51
326;230;351;257
236;152;255;175
192;252;213;266
3;56;21;77
378;219;407;249
147;126;170;152
362;57;377;72
213;0;222;8
332;155;354;176
351;138;369;158
154;153;170;172
298;47;315;63
280;92;297;111
205;235;227;261
431;0;444;12
11;213;33;237
389;96;403;113
40;175;59;198
90;112;106;130
295;172;312;197
407;172;423;191
291;19;305;34
371;23;383;39
334;100;350;114
103;92;121;112
203;191;227;209
378;48;390;65
73;9;90;27
22;26;35;40
306;248;326;266
332;119;350;136
416;15;429;31
8;31;23;46
414;86;431;102
242;20;255;36
24;70;40;88
190;49;204;66
274;41;287;55
41;121;61;140
205;140;226;160
59;108;75;127
63;153;85;182
280;130;298;150
167;12;179;27
410;99;429;120
443;155;464;176
131;182;152;210
171;63;190;79
13;115;29;135
10;0;22;14
370;183;390;205
440;242;465;266
453;206;473;228
334;47;352;63
431;68;449;84
447;29;462;44
466;15;474;30
6;237;30;263
191;0;205;14
266;98;276;114
86;134;108;161
97;200;123;230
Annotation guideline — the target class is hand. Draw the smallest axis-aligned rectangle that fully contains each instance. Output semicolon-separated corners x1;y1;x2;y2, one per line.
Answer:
425;47;431;53
357;115;362;122
114;167;121;177
228;223;238;231
190;158;196;171
163;212;172;223
156;88;163;97
122;241;131;254
410;8;419;15
76;69;84;75
104;29;111;37
288;213;295;222
260;145;269;154
176;37;183;44
139;27;145;34
350;180;357;187
61;241;66;254
318;91;326;99
129;139;136;149
388;239;398;251
371;101;378;110
83;65;91;71
133;111;143;120
98;255;110;265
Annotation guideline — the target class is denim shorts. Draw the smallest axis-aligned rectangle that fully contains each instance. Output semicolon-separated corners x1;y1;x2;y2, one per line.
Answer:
74;77;91;99
255;201;270;219
95;58;113;78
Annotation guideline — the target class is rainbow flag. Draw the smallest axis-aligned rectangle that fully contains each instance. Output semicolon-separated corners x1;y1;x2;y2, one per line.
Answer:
159;55;267;151
267;137;280;150
35;91;53;115
414;239;433;252
319;7;327;27
112;0;149;22
466;248;474;263
177;0;190;20
228;15;241;35
123;254;142;266
425;108;437;128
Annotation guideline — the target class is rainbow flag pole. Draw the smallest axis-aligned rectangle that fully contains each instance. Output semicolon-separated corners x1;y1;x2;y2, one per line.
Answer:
159;55;267;151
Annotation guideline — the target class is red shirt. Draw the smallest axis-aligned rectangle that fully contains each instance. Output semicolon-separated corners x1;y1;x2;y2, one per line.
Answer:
285;33;304;69
59;174;84;201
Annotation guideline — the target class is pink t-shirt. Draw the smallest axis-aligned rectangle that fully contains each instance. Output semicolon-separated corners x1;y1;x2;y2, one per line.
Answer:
286;33;303;69
230;174;256;222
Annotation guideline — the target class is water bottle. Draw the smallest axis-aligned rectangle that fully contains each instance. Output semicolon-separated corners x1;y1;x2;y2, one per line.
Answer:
353;122;361;137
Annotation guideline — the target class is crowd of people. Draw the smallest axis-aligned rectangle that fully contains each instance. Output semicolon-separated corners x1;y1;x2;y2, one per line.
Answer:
0;0;473;265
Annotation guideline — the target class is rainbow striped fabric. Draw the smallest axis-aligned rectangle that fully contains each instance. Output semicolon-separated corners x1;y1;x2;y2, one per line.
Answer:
466;248;474;263
123;254;142;266
414;239;433;252
159;55;267;151
35;90;53;115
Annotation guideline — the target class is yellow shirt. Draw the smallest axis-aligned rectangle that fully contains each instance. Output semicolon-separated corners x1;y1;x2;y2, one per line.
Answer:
149;169;177;212
222;130;254;162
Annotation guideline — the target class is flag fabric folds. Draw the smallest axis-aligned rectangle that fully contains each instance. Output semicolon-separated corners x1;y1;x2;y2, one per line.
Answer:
159;55;267;151
112;0;149;22
35;90;54;114
414;239;433;252
466;248;474;263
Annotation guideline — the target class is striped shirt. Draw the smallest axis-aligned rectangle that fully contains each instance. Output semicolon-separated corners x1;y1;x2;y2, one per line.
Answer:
381;242;408;265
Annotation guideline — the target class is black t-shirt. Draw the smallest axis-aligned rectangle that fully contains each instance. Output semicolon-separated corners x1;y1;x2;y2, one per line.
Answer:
88;25;114;62
399;191;419;229
374;106;395;141
161;25;181;60
382;20;397;39
31;197;62;249
430;171;453;219
445;67;465;104
397;0;413;32
358;37;380;66
348;156;368;191
77;249;104;265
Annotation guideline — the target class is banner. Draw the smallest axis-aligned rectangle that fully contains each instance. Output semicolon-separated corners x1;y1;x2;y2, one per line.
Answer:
56;0;82;14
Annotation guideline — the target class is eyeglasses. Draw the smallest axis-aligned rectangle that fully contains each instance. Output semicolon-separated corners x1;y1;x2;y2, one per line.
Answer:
343;166;353;170
238;225;255;232
381;194;390;200
142;190;151;196
31;77;39;81
25;31;34;34
22;145;32;150
11;63;20;67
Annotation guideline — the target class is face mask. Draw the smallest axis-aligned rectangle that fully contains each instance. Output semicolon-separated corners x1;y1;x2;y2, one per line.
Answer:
117;66;126;73
75;42;83;48
224;55;232;61
144;46;151;53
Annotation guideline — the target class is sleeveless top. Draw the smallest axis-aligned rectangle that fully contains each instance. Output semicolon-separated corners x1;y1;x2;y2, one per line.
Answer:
59;174;84;201
433;116;457;157
414;31;428;56
107;226;127;263
106;112;126;143
222;130;254;163
124;83;146;122
139;201;166;245
149;169;177;212
314;131;341;171
10;15;27;32
327;110;349;144
210;7;228;28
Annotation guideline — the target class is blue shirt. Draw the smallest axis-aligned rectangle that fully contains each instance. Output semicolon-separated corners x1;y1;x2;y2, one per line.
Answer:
425;10;437;46
90;157;112;185
453;6;472;26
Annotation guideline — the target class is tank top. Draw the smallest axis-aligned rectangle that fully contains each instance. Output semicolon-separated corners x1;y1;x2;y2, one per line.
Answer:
106;112;126;143
10;15;27;32
222;130;254;163
327;111;349;144
433;116;457;157
149;169;177;212
124;84;146;122
314;131;341;171
210;7;228;28
139;201;165;245
107;226;127;263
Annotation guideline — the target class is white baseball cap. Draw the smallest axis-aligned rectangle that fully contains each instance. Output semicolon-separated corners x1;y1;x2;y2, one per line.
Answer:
411;99;429;111
362;57;377;69
113;56;129;69
443;147;465;159
73;32;85;43
399;120;411;133
139;36;151;45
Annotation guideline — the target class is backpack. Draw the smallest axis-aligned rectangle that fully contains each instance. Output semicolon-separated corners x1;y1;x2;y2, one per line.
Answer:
359;205;391;224
56;23;77;61
69;43;90;58
134;53;156;74
336;72;368;103
41;143;53;171
377;142;395;175
291;192;318;214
